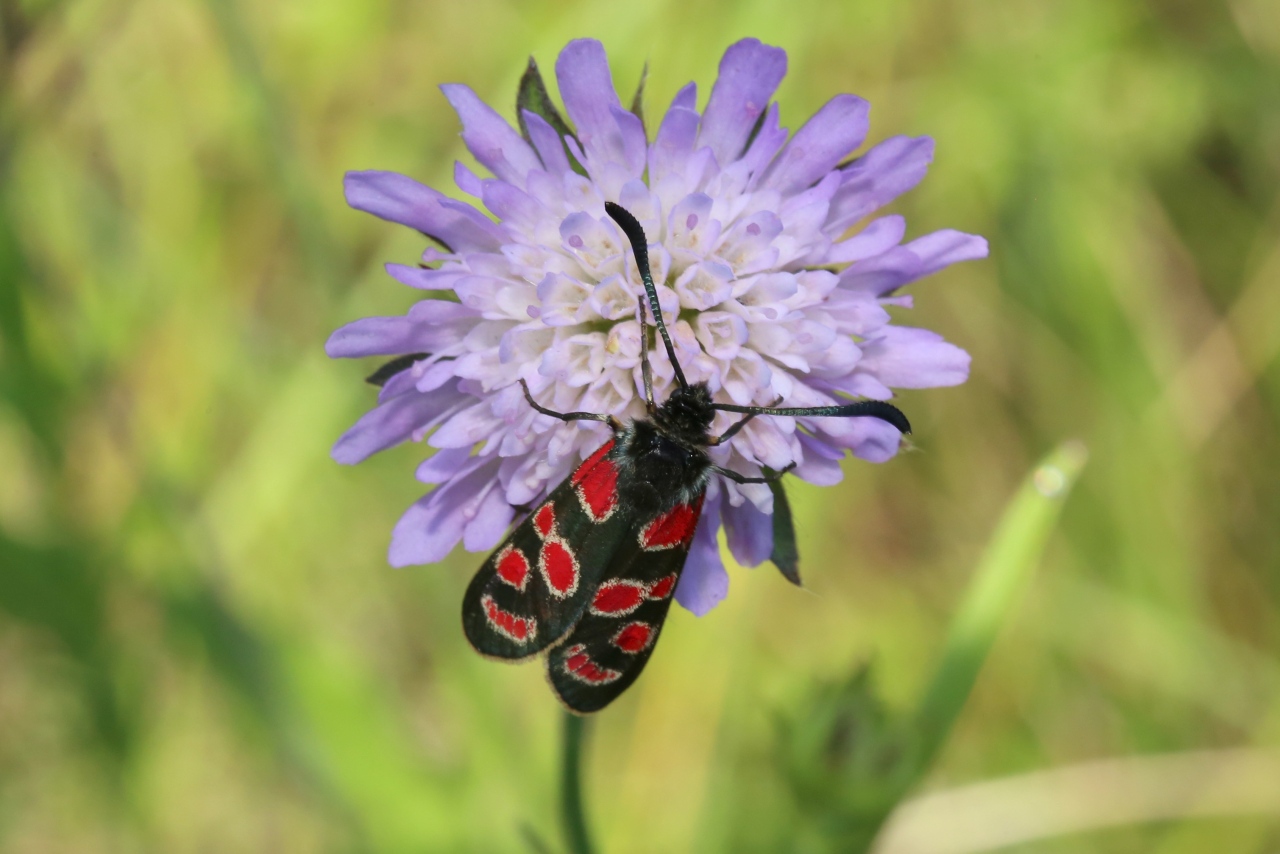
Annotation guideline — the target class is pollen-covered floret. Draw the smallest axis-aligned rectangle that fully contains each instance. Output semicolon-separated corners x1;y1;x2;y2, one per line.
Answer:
327;38;986;615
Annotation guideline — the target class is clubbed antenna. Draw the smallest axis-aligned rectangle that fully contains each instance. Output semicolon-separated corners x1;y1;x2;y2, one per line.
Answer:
713;399;912;435
604;202;688;389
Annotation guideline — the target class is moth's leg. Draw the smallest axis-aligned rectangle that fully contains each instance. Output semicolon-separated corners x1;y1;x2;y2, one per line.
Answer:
636;296;657;414
519;379;622;431
708;396;783;446
711;462;797;484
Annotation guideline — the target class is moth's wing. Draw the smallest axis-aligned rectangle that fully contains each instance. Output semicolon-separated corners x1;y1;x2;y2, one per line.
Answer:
462;439;631;660
546;493;705;713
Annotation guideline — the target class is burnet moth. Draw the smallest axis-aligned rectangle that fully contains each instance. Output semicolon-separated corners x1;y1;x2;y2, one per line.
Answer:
385;202;912;713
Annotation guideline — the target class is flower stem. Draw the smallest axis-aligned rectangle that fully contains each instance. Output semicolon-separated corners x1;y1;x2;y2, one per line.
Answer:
561;711;595;854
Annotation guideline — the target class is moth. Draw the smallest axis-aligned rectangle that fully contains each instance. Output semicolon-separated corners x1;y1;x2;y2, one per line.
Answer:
380;202;912;713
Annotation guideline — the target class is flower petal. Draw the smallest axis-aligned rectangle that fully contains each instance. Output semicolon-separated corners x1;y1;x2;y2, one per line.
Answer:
463;480;515;552
344;171;506;252
825;215;906;264
761;94;870;194
723;494;773;567
325;317;424;358
521;109;573;176
388;455;500;566
699;39;788;167
812;414;903;464
858;326;971;388
839;229;986;295
827;135;934;232
415;447;474;483
674;493;727;616
384;263;470;291
332;380;468;465
453;160;484;197
325;302;478;358
555;39;637;173
440;84;542;185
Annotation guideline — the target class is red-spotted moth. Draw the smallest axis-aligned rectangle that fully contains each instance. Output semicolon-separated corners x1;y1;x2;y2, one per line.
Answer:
375;203;911;713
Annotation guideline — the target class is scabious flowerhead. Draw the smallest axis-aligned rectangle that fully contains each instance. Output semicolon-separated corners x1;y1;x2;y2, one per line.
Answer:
329;39;985;615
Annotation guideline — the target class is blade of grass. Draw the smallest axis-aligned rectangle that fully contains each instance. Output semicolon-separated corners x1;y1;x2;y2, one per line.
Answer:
911;440;1089;770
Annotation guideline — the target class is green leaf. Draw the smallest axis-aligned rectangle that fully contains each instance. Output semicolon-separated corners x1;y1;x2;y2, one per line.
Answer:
768;476;801;585
629;61;648;137
516;56;586;176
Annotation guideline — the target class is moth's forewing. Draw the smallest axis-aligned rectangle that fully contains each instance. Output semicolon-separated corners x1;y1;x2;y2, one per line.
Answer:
462;440;631;660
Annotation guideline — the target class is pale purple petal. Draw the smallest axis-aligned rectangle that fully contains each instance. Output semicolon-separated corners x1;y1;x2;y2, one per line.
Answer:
670;81;697;112
331;380;468;464
826;215;905;264
858;327;971;388
723;495;773;567
522;110;572;175
388;455;500;566
838;246;922;295
650;105;700;186
813;415;904;464
429;399;506;448
454;161;484;197
384;263;470;291
462;481;515;551
555;40;629;168
440;84;542;185
840;226;987;299
737;102;788;182
344;171;506;252
325;301;480;357
699;39;788;167
675;493;727;616
901;230;989;277
325;317;426;358
761;94;870;194
794;432;845;486
827;135;934;232
481;181;549;237
609;104;649;176
415;447;474;483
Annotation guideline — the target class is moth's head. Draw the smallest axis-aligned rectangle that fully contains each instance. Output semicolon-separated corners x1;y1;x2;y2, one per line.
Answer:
655;382;715;443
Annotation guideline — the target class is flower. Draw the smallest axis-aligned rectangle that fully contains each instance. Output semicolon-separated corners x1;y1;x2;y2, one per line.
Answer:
328;38;985;615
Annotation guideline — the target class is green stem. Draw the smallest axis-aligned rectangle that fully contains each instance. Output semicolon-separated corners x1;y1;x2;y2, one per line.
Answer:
561;711;595;854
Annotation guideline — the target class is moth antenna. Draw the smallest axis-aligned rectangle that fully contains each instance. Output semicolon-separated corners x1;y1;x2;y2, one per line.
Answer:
605;201;688;389
712;399;912;435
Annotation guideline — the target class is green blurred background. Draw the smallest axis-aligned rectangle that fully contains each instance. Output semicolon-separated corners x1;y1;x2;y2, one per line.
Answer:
3;0;1279;851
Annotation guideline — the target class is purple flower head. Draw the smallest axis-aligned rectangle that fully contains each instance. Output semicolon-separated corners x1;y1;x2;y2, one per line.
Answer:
329;39;985;616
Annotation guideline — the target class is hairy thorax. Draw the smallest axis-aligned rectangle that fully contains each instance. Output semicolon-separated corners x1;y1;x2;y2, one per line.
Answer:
612;386;715;519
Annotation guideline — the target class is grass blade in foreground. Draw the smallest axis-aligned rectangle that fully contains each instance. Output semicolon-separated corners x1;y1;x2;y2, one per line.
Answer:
911;439;1089;766
778;441;1088;853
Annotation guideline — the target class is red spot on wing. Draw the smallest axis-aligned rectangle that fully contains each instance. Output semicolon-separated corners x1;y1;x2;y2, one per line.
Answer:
495;546;529;591
571;442;620;521
533;504;556;538
590;580;646;616
571;440;615;485
647;573;677;601
612;621;654;653
540;539;579;598
481;594;536;643
640;496;703;550
562;644;622;684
